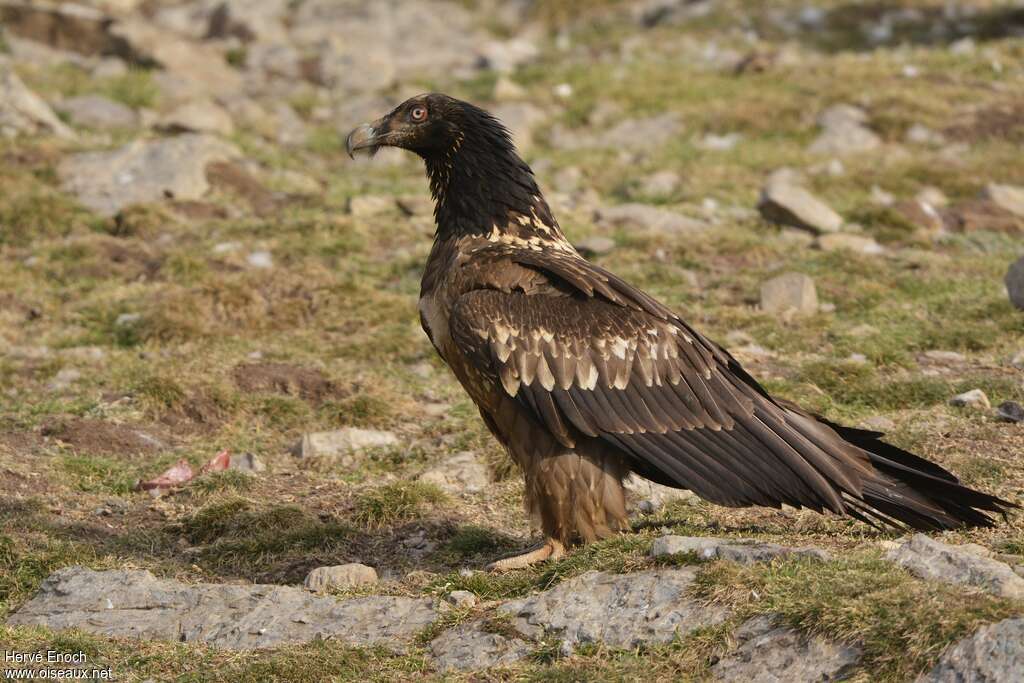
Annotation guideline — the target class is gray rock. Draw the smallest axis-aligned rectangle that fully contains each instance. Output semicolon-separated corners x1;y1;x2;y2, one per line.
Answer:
815;233;885;255
885;534;1024;599
499;568;729;652
624;474;698;513
297;428;399;463
596;203;707;235
574;236;616;257
1006;256;1024;311
108;19;243;100
760;273;818;315
996;401;1024;424
0;57;75;139
490;102;547;152
57;94;138;130
712;614;861;682
58;134;239;216
158;100;234;136
430;622;530;673
697;132;742;151
651;536;830;563
983;183;1024;219
246;251;273;269
418;451;489;494
809;104;881;156
758;178;842;234
445;590;478;609
7;566;436;651
476;37;539;74
949;389;991;410
229;452;266;473
917;617;1024;683
552;112;683;151
636;170;682;198
304;563;378;593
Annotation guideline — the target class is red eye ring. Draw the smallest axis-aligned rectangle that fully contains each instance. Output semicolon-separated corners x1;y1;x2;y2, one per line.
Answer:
410;106;428;122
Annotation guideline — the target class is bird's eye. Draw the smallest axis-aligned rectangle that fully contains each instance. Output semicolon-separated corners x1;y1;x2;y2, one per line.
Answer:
410;106;428;122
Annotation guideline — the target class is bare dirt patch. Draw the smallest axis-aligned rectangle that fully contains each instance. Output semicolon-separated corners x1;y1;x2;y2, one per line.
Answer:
946;102;1024;144
39;417;171;456
232;362;342;405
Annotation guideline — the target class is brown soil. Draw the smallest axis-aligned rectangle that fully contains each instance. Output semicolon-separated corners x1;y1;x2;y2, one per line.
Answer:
39;417;171;456
232;362;342;405
946;102;1024;144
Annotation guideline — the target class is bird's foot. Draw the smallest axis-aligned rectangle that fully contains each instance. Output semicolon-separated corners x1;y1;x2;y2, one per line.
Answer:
486;538;565;572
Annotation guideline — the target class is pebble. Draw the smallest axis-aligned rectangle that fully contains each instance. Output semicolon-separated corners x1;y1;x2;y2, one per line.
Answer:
949;389;991;410
760;272;818;315
304;563;378;593
995;401;1024;424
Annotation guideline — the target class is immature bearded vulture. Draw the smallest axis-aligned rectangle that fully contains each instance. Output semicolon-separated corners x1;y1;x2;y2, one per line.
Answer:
346;94;1014;570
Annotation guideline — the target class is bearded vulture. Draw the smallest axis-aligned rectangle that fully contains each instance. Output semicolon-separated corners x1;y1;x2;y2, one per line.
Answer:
346;94;1014;570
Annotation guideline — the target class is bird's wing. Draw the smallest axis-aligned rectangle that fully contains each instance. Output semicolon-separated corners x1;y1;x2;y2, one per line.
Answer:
449;281;872;514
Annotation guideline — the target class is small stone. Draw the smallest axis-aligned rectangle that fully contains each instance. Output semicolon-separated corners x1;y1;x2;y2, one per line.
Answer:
624;473;698;512
760;273;818;315
574;236;616;256
349;195;394;218
815;233;885;255
304;564;378;593
983;184;1024;219
949;389;990;410
886;534;1024;599
246;251;273;269
918;617;1024;683
758;177;843;234
58;95;138;130
861;415;895;432
905;123;945;146
996;401;1024;424
922;350;966;364
493;76;527;101
697;132;741;151
870;185;895;206
417;451;489;494
916;187;949;208
894;199;945;236
1005;256;1024;310
596;203;706;235
1012;350;1024;369
296;428;399;462
445;590;478;609
651;535;830;564
637;170;681;198
229;452;265;472
115;313;141;327
158;100;234;136
47;368;82;391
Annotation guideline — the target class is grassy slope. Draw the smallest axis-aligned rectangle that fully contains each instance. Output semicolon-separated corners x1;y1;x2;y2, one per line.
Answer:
2;1;1024;680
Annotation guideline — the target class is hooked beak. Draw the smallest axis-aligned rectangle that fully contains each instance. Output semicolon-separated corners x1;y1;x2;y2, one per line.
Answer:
346;122;380;159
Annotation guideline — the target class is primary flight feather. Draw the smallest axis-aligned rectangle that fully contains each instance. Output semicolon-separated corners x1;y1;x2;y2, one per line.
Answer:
347;94;1014;571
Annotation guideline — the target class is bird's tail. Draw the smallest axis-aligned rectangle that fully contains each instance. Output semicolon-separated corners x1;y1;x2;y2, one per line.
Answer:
826;422;1017;531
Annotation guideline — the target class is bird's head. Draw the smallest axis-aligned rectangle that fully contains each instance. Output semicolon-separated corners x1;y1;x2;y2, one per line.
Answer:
346;93;505;162
346;93;548;238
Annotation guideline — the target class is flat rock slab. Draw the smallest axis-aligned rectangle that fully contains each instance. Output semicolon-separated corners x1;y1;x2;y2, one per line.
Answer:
499;567;729;652
7;567;437;651
651;535;830;564
58;134;239;216
430;622;531;672
886;534;1024;599
711;615;861;682
917;617;1024;682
